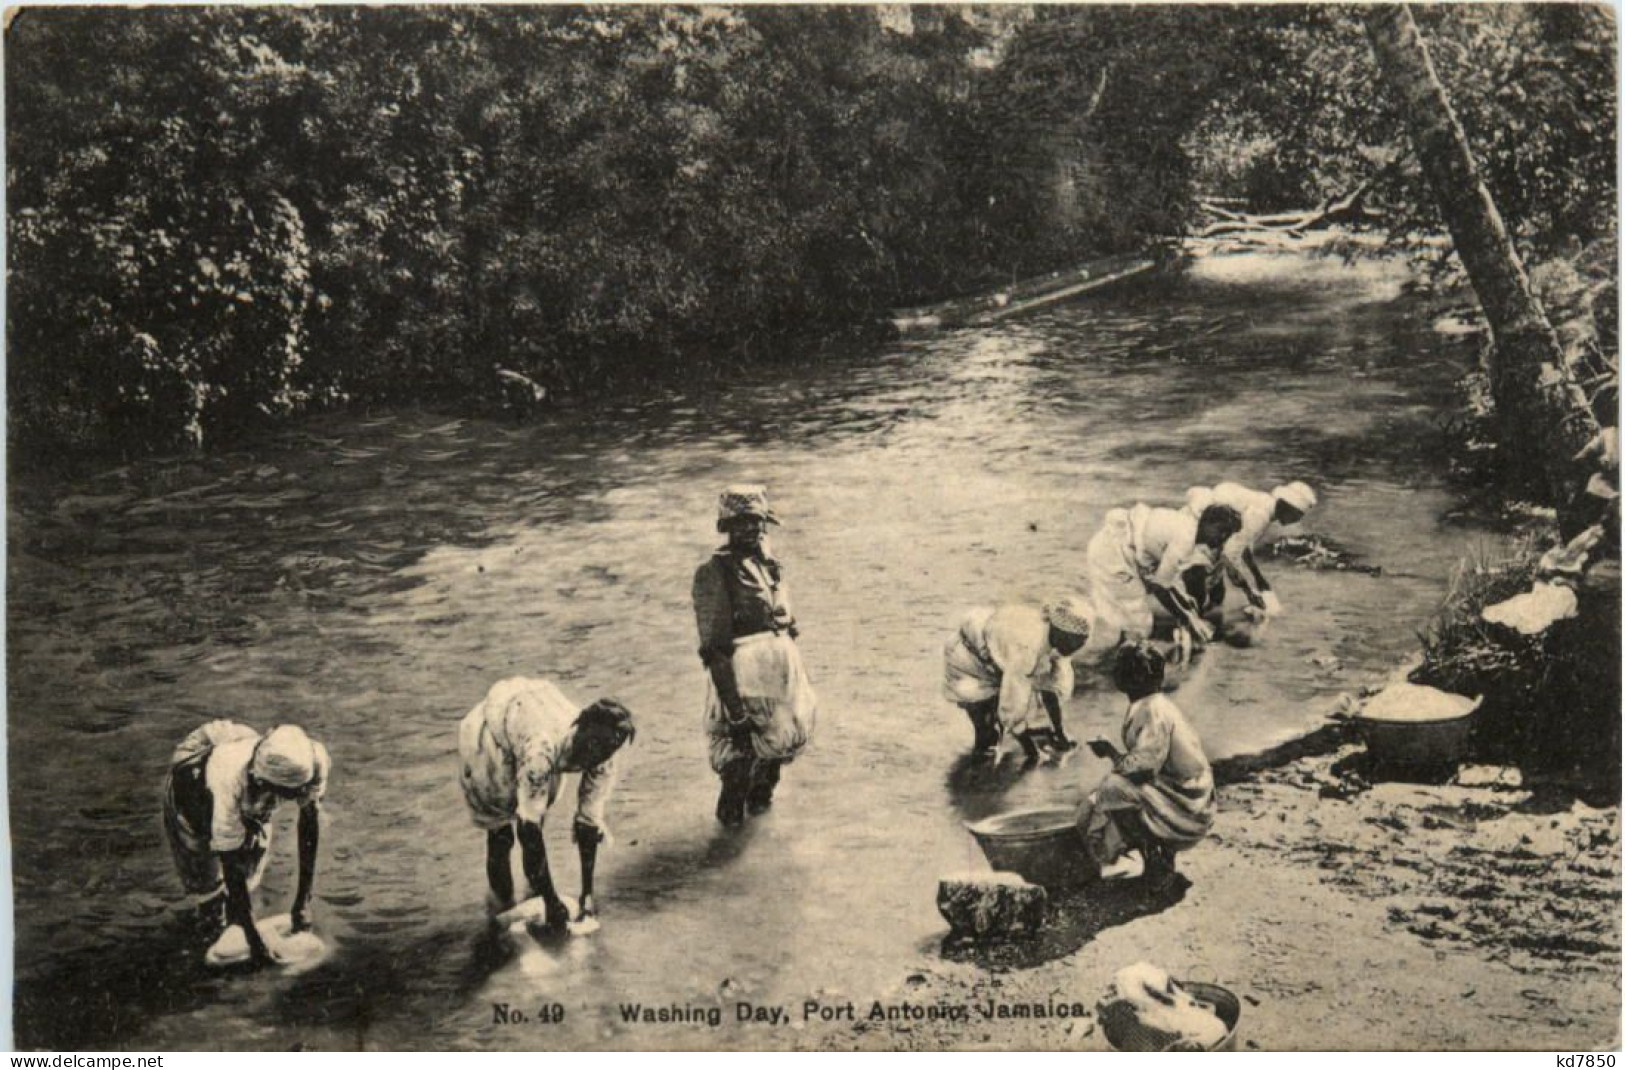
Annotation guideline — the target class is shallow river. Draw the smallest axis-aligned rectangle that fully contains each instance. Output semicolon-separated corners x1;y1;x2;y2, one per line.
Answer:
9;250;1491;1049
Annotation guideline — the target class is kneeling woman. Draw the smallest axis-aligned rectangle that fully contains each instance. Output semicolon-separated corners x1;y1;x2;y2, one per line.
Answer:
1076;643;1213;885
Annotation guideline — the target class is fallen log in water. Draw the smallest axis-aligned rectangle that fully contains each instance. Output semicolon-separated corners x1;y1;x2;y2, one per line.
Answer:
1195;185;1382;240
969;260;1156;325
891;253;1157;335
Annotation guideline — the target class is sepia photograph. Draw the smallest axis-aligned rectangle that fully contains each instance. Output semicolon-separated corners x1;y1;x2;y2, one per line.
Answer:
4;2;1620;1053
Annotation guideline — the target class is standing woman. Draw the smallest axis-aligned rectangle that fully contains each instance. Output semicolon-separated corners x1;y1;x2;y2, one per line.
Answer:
692;485;818;826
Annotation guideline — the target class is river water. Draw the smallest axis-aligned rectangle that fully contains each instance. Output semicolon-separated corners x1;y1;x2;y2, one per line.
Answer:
8;249;1492;1050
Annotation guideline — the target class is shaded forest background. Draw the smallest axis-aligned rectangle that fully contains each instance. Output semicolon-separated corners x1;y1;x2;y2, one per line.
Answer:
6;4;1616;463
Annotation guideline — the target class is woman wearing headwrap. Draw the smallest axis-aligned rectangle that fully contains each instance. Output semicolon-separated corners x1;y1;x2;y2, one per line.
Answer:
692;485;818;826
942;596;1093;761
161;721;329;965
1182;481;1317;617
457;678;636;930
1075;643;1214;888
1083;502;1243;661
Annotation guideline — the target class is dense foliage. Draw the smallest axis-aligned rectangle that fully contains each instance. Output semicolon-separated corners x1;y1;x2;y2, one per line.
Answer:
1191;5;1617;256
7;5;1616;460
8;7;1005;456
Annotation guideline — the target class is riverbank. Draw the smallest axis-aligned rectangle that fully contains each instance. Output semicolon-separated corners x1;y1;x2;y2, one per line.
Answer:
802;733;1621;1051
10;245;1589;1051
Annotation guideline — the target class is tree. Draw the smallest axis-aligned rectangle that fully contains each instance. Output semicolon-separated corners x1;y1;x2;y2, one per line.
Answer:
1364;5;1601;513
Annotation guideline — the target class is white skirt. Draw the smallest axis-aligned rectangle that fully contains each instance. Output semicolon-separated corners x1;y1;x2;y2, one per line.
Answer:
705;634;817;771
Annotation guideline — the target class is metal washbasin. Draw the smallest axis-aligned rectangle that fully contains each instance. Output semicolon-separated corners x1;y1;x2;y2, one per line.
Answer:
963;806;1098;889
1357;683;1482;766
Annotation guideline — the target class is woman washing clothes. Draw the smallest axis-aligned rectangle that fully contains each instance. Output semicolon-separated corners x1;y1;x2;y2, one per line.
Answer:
941;597;1094;761
1083;502;1243;662
1075;642;1214;889
161;721;329;966
1182;480;1317;619
692;485;818;826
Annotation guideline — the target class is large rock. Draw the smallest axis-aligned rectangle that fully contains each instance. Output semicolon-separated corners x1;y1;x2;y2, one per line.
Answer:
936;872;1047;939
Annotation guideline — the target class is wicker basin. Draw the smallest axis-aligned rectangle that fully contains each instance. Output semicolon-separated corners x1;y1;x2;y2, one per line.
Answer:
963;807;1098;889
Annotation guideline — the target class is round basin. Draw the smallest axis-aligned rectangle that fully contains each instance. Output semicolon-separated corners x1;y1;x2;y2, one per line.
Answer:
963;806;1098;889
1101;981;1241;1052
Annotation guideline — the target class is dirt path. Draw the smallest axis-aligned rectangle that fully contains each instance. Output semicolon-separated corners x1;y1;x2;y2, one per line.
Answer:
795;744;1620;1051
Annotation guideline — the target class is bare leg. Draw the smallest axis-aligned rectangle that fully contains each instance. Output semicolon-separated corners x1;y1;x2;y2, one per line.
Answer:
716;756;752;826
746;760;782;814
965;699;1003;753
1113;810;1176;885
485;825;516;910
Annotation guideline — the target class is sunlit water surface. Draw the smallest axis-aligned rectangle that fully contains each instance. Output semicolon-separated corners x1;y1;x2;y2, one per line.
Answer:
8;251;1490;1049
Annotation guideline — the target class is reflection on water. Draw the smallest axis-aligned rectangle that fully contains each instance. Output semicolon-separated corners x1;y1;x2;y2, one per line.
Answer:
9;251;1488;1049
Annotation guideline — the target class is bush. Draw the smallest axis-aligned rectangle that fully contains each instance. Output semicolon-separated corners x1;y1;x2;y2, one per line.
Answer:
1412;543;1620;793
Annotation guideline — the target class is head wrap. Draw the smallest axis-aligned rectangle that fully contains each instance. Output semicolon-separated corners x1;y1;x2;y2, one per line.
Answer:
1042;595;1095;639
1272;482;1317;514
251;725;319;790
717;484;781;529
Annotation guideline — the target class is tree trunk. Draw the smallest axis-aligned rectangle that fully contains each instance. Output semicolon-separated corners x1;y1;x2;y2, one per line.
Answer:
1364;5;1600;508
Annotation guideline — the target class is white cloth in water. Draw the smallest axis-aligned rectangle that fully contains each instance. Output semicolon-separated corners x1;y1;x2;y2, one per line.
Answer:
495;895;600;936
705;633;817;771
1084;505;1210;644
458;677;618;834
204;914;326;970
942;605;1074;734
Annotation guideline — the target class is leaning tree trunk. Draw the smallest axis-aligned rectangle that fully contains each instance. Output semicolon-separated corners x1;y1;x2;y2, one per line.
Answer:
1365;5;1601;510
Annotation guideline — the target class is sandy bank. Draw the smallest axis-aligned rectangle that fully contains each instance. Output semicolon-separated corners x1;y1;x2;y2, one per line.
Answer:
796;738;1620;1051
